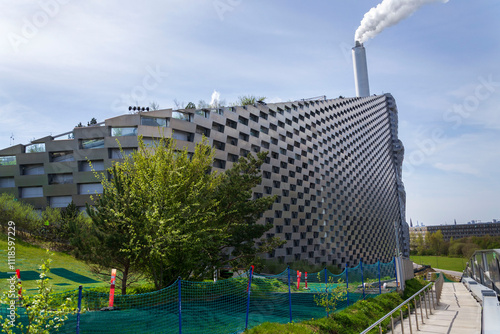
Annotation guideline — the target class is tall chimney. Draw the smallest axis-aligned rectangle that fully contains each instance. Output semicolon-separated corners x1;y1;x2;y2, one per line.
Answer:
352;41;370;97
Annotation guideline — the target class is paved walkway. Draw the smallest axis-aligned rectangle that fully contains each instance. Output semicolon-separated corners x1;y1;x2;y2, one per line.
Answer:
392;282;481;334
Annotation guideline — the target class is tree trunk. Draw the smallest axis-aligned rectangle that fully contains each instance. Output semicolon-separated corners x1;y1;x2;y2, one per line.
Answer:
121;263;129;295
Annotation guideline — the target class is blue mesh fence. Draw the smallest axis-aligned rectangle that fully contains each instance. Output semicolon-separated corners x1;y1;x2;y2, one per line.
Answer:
0;260;398;333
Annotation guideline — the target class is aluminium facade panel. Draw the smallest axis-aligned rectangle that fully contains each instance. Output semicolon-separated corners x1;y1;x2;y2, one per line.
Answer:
0;95;409;267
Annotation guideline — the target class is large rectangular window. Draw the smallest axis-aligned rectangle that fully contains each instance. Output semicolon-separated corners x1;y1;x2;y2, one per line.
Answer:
0;156;16;166
172;131;193;142
49;196;73;208
0;177;15;188
49;173;73;185
20;186;43;198
110;148;135;159
50;151;74;162
140;117;168;127
81;138;105;149
79;160;105;172
25;143;45;153
78;183;103;195
171;111;192;122
111;127;138;137
21;164;44;175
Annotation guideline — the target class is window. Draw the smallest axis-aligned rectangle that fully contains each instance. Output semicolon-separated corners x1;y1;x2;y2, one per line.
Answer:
110;148;135;159
49;173;73;185
0;177;15;188
226;119;237;129
250;114;259;122
212;122;225;132
213;140;225;151
50;151;74;162
238;116;248;126
239;132;249;142
171;111;192;122
227;153;239;162
82;139;104;149
78;183;103;195
213;159;226;169
111;127;138;137
195;109;210;118
20;186;43;198
25;143;45;153
250;129;259;138
240;149;249;157
21;164;44;175
141;117;168;127
172;131;193;142
0;156;16;166
79;160;104;172
49;196;73;208
227;136;238;146
195;125;210;136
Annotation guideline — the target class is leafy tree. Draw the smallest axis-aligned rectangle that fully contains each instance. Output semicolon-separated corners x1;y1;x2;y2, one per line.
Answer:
149;101;160;111
235;95;266;106
84;136;282;290
75;122;83;128
76;165;146;294
313;275;347;317
87;118;97;126
0;194;40;240
197;100;210;109
0;253;75;333
185;102;196;109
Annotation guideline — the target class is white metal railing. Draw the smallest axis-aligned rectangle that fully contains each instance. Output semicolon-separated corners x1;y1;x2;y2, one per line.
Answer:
360;273;444;334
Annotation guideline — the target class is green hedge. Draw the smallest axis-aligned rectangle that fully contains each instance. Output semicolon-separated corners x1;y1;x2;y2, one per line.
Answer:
247;278;426;334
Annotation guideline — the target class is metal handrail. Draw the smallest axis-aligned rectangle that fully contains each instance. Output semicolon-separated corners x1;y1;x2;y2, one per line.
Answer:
360;278;437;334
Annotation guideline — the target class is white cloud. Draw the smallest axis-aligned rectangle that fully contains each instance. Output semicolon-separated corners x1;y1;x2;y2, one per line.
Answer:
433;162;479;175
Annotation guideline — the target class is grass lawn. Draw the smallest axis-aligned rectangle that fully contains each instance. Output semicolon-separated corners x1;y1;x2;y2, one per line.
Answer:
410;255;467;272
0;234;108;294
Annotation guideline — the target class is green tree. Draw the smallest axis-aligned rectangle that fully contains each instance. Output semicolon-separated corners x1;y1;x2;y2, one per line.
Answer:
87;118;97;126
75;164;146;295
235;95;266;106
0;253;75;333
313;275;347;316
185;102;196;109
84;136;282;290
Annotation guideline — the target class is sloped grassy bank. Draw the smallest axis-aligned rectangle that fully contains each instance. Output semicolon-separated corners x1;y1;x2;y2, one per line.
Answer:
246;278;426;334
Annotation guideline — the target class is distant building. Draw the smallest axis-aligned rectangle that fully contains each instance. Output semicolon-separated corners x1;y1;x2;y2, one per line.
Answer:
410;221;500;243
0;94;409;267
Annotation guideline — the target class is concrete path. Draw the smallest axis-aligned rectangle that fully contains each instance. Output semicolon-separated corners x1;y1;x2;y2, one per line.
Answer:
391;282;481;334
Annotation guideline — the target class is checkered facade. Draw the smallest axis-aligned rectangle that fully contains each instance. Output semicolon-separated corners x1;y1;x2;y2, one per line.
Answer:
0;94;409;267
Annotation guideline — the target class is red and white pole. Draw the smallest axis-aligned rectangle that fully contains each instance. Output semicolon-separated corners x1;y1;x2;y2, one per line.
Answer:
296;271;301;290
109;269;116;307
305;272;308;289
16;269;22;300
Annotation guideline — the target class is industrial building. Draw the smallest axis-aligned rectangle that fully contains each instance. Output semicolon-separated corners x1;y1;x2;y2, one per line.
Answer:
0;94;409;267
411;221;500;242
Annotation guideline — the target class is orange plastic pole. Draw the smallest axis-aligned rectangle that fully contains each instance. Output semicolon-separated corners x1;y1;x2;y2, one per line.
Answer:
305;272;308;289
296;271;301;289
109;269;116;307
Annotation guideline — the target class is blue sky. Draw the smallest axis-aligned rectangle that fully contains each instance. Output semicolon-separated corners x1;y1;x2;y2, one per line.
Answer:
0;0;498;226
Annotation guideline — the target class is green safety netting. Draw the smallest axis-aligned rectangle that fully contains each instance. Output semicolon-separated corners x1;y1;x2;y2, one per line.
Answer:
0;261;397;334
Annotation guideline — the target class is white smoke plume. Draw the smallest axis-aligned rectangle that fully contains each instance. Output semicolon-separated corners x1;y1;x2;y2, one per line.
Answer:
210;89;220;108
355;0;449;43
